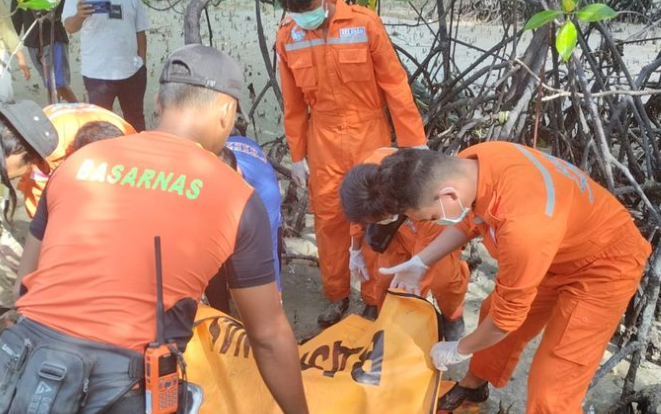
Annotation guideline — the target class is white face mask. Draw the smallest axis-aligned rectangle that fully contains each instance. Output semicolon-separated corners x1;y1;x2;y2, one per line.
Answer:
435;190;470;226
376;214;399;225
289;0;328;30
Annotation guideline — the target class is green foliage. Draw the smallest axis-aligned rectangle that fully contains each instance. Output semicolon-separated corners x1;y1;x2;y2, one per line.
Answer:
556;20;577;62
523;1;617;63
523;10;562;30
356;0;378;10
16;0;57;10
575;4;617;22
561;0;577;13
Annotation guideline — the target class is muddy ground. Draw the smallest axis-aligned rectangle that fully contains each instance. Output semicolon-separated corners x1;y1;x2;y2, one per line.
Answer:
8;0;661;412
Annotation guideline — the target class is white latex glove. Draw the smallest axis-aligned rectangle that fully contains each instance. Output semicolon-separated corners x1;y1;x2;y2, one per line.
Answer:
430;340;472;371
349;248;370;282
380;255;428;296
291;159;309;188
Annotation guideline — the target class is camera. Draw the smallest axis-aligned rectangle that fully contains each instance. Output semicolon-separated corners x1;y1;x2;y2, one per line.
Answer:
84;1;111;14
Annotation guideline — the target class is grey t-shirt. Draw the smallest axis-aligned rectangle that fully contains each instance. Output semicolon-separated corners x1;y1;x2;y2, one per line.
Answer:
62;0;149;80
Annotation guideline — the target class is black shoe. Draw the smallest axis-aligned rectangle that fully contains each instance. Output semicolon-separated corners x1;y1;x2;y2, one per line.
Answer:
438;382;489;411
361;304;378;321
318;298;349;327
441;316;465;341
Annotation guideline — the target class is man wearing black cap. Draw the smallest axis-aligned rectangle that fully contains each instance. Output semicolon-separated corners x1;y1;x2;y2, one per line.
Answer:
0;100;57;318
9;45;309;414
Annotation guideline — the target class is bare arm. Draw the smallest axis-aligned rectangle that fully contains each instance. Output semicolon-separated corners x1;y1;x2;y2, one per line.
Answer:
64;0;93;34
231;283;309;414
14;233;41;299
136;31;146;64
15;49;30;80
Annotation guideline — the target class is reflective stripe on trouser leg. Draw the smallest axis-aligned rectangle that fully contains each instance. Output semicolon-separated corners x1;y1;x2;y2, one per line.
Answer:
307;113;390;303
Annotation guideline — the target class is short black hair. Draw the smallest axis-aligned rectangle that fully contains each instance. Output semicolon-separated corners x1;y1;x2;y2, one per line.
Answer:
0;124;38;224
218;147;238;171
72;121;124;151
340;164;390;222
279;0;315;12
378;149;459;213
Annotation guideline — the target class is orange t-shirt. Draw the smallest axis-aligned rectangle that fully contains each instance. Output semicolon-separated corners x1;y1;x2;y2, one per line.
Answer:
18;132;275;352
455;142;651;332
17;103;136;218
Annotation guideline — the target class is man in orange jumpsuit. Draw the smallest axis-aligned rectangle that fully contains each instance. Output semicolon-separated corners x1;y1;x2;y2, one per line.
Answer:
341;147;469;339
356;142;650;413
17;103;135;218
276;0;427;326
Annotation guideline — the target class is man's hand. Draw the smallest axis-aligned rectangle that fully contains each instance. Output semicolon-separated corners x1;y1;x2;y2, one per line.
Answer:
430;340;472;371
65;1;94;33
349;248;370;282
76;0;94;19
16;51;30;81
380;255;428;296
291;160;309;189
231;283;309;414
18;64;30;80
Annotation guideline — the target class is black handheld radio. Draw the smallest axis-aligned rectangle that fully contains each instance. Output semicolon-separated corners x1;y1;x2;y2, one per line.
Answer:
144;236;179;414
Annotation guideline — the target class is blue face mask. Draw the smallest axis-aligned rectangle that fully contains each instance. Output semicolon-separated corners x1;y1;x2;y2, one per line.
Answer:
290;1;328;30
435;193;470;226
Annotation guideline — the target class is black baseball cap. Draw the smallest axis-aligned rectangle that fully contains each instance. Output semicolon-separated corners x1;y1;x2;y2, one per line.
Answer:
0;100;58;174
160;44;247;118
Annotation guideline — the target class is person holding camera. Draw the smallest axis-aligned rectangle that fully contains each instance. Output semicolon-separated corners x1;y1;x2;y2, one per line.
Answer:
340;147;469;339
63;0;148;131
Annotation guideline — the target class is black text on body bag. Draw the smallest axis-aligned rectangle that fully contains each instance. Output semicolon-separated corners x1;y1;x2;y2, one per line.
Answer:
8;344;92;414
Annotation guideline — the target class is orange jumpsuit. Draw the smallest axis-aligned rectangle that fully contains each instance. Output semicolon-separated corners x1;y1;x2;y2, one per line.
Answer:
17;103;135;218
357;220;469;320
454;142;651;413
351;148;469;319
276;0;426;305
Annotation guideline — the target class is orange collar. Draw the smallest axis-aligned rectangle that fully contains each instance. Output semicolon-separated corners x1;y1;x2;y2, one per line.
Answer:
331;0;353;21
459;148;499;224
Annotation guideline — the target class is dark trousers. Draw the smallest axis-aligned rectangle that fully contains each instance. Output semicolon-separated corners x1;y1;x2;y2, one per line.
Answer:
83;65;147;131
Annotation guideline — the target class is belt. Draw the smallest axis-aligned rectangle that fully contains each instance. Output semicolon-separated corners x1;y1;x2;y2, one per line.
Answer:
15;316;144;379
310;107;387;125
